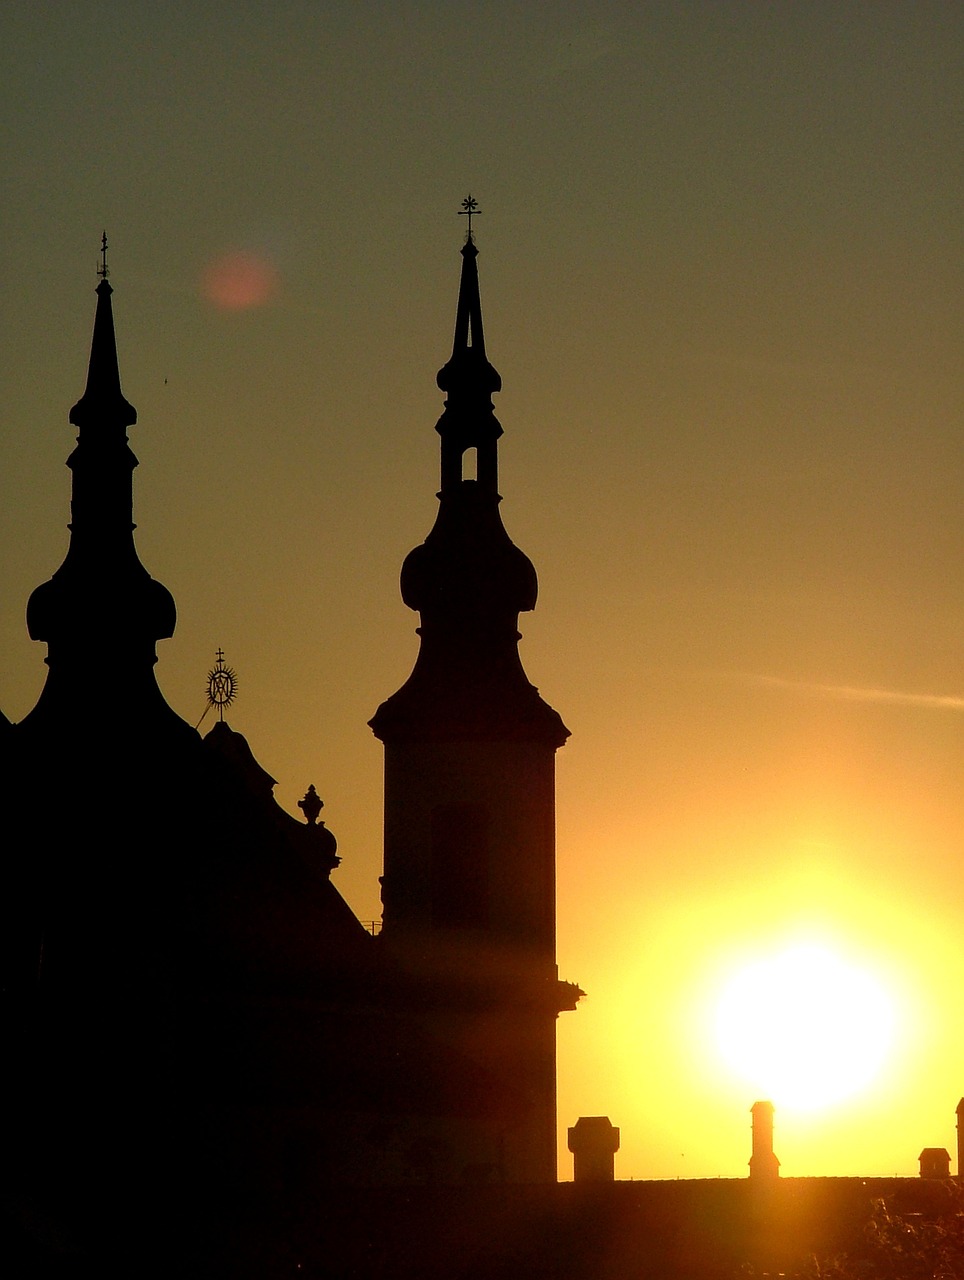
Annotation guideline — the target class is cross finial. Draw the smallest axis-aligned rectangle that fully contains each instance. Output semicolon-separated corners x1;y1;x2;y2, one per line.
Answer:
97;231;109;280
458;195;480;241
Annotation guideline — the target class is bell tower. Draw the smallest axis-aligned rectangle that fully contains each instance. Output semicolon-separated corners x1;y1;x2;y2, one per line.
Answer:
370;207;578;1182
20;235;186;745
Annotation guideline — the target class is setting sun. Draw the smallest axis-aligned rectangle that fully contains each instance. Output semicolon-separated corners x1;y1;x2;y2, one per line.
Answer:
713;942;897;1112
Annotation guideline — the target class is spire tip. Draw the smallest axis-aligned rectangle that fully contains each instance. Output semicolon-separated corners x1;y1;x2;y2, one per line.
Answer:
458;195;480;244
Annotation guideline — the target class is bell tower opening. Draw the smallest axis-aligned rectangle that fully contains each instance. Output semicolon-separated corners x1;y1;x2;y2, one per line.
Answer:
461;447;478;482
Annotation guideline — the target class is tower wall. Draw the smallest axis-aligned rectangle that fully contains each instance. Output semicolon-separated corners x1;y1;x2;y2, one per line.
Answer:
382;739;556;965
381;737;560;1183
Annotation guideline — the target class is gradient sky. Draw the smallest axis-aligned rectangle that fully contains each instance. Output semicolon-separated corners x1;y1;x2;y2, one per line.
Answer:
2;2;962;1180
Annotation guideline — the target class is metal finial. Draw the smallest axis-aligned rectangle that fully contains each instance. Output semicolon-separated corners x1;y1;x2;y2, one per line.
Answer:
458;195;480;241
206;647;238;722
98;231;109;280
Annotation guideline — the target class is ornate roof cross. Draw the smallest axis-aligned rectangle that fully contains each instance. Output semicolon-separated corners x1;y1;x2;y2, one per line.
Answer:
205;647;238;722
458;195;480;241
98;231;109;280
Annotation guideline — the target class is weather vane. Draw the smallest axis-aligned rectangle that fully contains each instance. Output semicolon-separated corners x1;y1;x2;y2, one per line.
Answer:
459;195;480;240
201;647;238;725
98;231;109;280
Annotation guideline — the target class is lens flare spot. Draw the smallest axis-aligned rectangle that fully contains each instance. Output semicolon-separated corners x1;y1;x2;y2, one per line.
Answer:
202;251;278;310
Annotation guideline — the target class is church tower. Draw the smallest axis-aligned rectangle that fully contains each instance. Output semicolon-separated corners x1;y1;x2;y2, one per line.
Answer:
370;210;578;1182
4;243;210;1242
19;237;188;748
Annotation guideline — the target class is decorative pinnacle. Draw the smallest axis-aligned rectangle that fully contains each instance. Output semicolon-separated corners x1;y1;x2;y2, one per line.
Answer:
298;784;324;825
458;195;480;241
98;231;109;280
206;647;238;721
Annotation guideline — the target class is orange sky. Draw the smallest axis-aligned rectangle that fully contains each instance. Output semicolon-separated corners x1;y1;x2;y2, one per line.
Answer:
2;3;962;1180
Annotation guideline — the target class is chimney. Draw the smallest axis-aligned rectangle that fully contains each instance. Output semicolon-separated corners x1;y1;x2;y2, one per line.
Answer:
749;1101;780;1180
919;1148;951;1179
568;1116;619;1183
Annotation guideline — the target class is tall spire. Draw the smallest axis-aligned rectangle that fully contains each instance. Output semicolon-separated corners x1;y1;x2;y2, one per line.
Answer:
435;200;503;499
68;233;136;436
20;242;180;735
370;213;568;747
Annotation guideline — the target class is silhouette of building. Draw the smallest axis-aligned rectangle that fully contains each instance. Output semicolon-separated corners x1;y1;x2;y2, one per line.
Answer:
4;230;959;1280
1;228;578;1267
370;230;577;1184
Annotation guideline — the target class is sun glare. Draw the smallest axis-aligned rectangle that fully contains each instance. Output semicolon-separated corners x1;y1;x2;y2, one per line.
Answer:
713;942;896;1112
